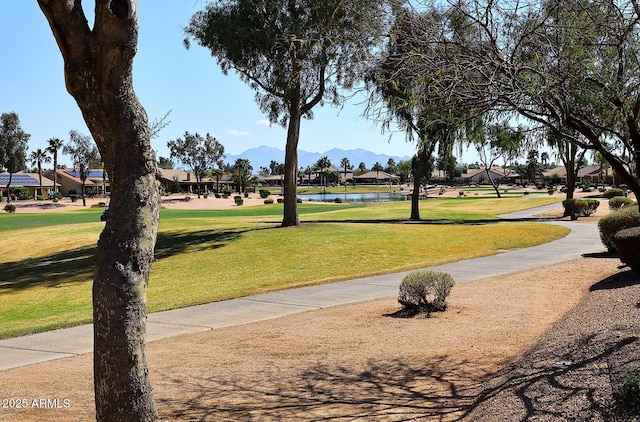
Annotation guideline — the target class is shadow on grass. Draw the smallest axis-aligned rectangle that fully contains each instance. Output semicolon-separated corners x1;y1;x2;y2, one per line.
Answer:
156;356;491;420
0;226;275;292
304;218;505;226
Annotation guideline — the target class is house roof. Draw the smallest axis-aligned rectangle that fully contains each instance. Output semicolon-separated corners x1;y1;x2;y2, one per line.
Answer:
0;172;57;188
577;165;602;177
353;170;392;180
461;166;518;179
542;166;567;177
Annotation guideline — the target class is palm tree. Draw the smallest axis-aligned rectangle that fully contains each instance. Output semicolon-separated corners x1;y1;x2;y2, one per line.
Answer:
540;151;550;169
315;156;331;193
46;137;64;194
233;158;253;194
371;162;384;186
29;148;51;199
340;157;352;192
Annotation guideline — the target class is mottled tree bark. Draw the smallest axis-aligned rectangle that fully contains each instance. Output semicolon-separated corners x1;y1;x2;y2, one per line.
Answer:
38;1;159;420
283;104;302;227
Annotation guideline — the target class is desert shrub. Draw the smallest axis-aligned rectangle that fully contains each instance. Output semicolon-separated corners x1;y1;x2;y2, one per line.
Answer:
68;188;78;196
296;197;302;203
615;227;640;273
4;204;16;213
264;198;274;204
562;198;600;220
36;195;43;201
604;188;625;199
609;196;635;211
234;195;243;206
277;198;284;204
334;197;343;203
614;367;640;414
398;270;455;317
598;205;640;252
259;189;270;199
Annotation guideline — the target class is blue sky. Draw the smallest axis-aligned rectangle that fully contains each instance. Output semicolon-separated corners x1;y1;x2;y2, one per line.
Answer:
0;1;442;168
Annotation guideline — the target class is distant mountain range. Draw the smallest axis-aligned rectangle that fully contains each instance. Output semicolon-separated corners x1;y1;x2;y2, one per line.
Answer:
224;146;411;171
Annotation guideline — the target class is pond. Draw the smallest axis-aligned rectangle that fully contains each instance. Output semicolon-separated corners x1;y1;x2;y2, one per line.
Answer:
299;191;409;203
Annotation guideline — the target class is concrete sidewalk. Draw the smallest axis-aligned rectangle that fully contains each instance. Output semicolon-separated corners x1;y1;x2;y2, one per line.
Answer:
0;203;606;371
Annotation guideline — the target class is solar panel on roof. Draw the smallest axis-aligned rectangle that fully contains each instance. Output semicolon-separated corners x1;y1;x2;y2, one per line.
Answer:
0;174;39;186
64;170;108;179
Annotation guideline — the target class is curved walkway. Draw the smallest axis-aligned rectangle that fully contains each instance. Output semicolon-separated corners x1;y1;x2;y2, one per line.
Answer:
0;204;605;371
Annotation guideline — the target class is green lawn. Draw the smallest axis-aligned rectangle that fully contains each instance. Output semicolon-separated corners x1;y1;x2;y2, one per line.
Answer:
0;196;567;339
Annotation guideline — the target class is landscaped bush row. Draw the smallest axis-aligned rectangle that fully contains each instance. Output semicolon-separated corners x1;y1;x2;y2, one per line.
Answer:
604;188;626;199
609;196;635;211
598;205;640;253
562;198;599;220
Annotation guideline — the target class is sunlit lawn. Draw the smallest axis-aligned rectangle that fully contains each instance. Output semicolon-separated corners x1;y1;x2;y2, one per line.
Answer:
0;196;568;338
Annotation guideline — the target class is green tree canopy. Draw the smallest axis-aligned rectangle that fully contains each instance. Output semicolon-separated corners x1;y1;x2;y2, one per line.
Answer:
186;0;391;226
0;112;29;203
168;132;225;198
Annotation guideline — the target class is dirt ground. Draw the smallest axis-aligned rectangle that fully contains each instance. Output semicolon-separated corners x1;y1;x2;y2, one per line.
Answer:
1;188;638;421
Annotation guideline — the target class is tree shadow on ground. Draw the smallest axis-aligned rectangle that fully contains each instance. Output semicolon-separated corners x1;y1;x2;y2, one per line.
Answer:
460;335;637;421
461;270;640;421
155;356;493;421
304;218;505;226
0;226;274;292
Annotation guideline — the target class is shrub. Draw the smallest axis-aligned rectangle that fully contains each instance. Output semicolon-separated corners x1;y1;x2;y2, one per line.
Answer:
68;188;78;196
264;198;274;204
398;270;455;317
609;196;634;211
615;227;640;273
234;195;243;206
36;195;43;201
614;367;640;414
604;188;625;199
334;197;343;203
598;205;640;252
259;189;270;199
4;204;16;213
562;198;600;220
277;198;284;204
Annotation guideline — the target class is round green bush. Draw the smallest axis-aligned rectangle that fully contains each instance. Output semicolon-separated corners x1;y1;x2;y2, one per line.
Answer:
259;189;270;199
615;227;640;273
563;198;600;220
598;205;640;252
604;188;625;199
609;196;635;211
264;198;274;204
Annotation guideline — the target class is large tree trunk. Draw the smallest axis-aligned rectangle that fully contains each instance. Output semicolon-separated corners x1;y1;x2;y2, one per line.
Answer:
38;1;159;420
283;107;301;227
410;149;429;221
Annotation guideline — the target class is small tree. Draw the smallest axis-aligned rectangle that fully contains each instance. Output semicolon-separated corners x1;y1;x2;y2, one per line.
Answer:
63;131;99;207
168;132;225;198
0;112;29;203
29;148;51;198
371;162;384;186
186;0;390;227
46;137;64;194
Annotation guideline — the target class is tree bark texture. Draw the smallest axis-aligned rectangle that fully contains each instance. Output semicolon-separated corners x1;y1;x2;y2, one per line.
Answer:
283;105;302;227
38;1;159;421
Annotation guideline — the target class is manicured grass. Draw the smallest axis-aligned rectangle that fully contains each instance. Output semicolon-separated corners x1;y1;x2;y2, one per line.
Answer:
0;197;568;338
